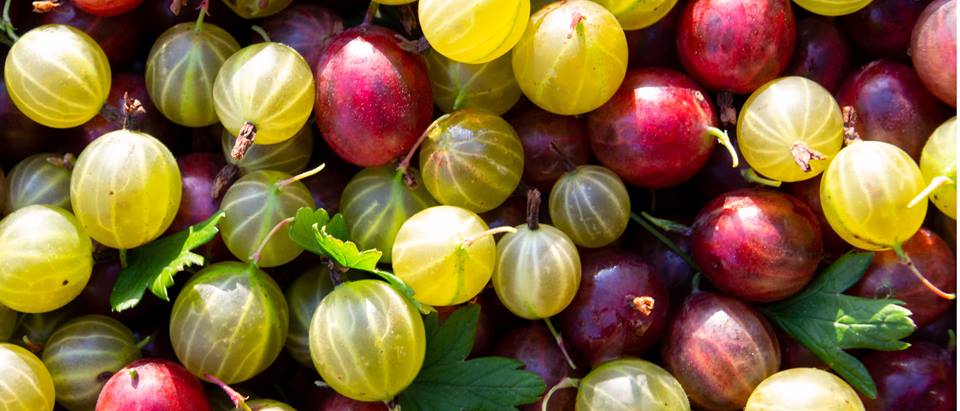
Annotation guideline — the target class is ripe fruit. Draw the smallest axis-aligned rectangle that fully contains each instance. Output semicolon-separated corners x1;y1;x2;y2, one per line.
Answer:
146;19;241;127
493;192;581;319
690;189;823;302
549;165;630;248
315;25;433;167
662;292;781;411
247;399;297;411
820;141;927;250
41;315;141;411
588;67;736;188
41;2;144;68
257;4;344;71
169;262;289;384
677;0;795;93
493;323;579;411
309;280;426;402
512;0;629;115
221;0;294;18
214;42;315;147
738;76;843;183
509;106;590;191
559;249;669;366
784;175;853;257
74;0;144;17
284;267;334;367
839;0;930;60
744;368;864;411
5;153;71;214
786;17;854;93
419;0;529;64
0;343;55;411
340;167;436;263
837;60;949;160
419;110;525;213
4;24;111;128
576;358;690;411
593;0;679;30
911;0;957;107
919;117;957;219
219;170;315;267
170;153;225;232
70;129;182;250
392;206;499;306
95;359;211;411
794;0;873;15
0;205;92;313
859;341;956;410
425;50;522;115
849;228;956;326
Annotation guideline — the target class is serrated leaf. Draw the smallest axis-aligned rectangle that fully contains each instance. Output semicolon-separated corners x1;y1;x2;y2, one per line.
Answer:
288;207;333;256
764;252;917;399
314;224;382;270
398;305;546;410
110;211;225;312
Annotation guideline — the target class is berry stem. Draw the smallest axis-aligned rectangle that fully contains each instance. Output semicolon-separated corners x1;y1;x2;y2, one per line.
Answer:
134;335;152;351
893;244;956;300
121;93;145;130
211;164;241;199
842;106;862;145
567;12;586;39
717;91;737;127
526;188;541;230
398;116;445;187
194;0;209;31
907;175;954;209
205;374;252;411
626;295;655;316
706;127;739;168
543;317;577;370
119;249;128;268
249;217;295;265
540;377;580;411
277;163;326;189
640;212;691;236
363;1;379;26
630;212;701;272
45;153;75;171
461;226;517;247
230;122;257;161
0;0;18;44
32;1;62;13
790;142;827;173
251;25;271;42
741;168;782;187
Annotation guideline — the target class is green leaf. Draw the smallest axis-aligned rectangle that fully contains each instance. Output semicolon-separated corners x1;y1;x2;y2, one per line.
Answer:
110;210;226;312
764;252;917;399
288;207;427;313
398;305;546;411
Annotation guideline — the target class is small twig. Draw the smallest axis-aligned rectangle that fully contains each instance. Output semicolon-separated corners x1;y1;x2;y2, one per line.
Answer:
461;226;517;247
249;217;295;265
251;25;270;42
230;122;257;161
540;378;580;411
194;0;209;31
526;189;541;230
211;164;241;199
277;163;325;189
630;212;700;272
121;93;145;130
741;168;782;187
362;1;379;25
706;127;739;168
544;318;577;370
640;212;691;236
842;106;862;145
894;244;956;300
790;142;827;173
205;374;252;411
2;0;19;42
119;249;128;268
398;119;443;187
32;1;61;13
907;175;954;208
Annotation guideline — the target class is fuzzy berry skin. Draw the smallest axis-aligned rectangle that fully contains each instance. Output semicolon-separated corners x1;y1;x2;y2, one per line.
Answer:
691;189;823;303
677;0;796;93
314;25;433;167
96;359;211;411
588;68;718;188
